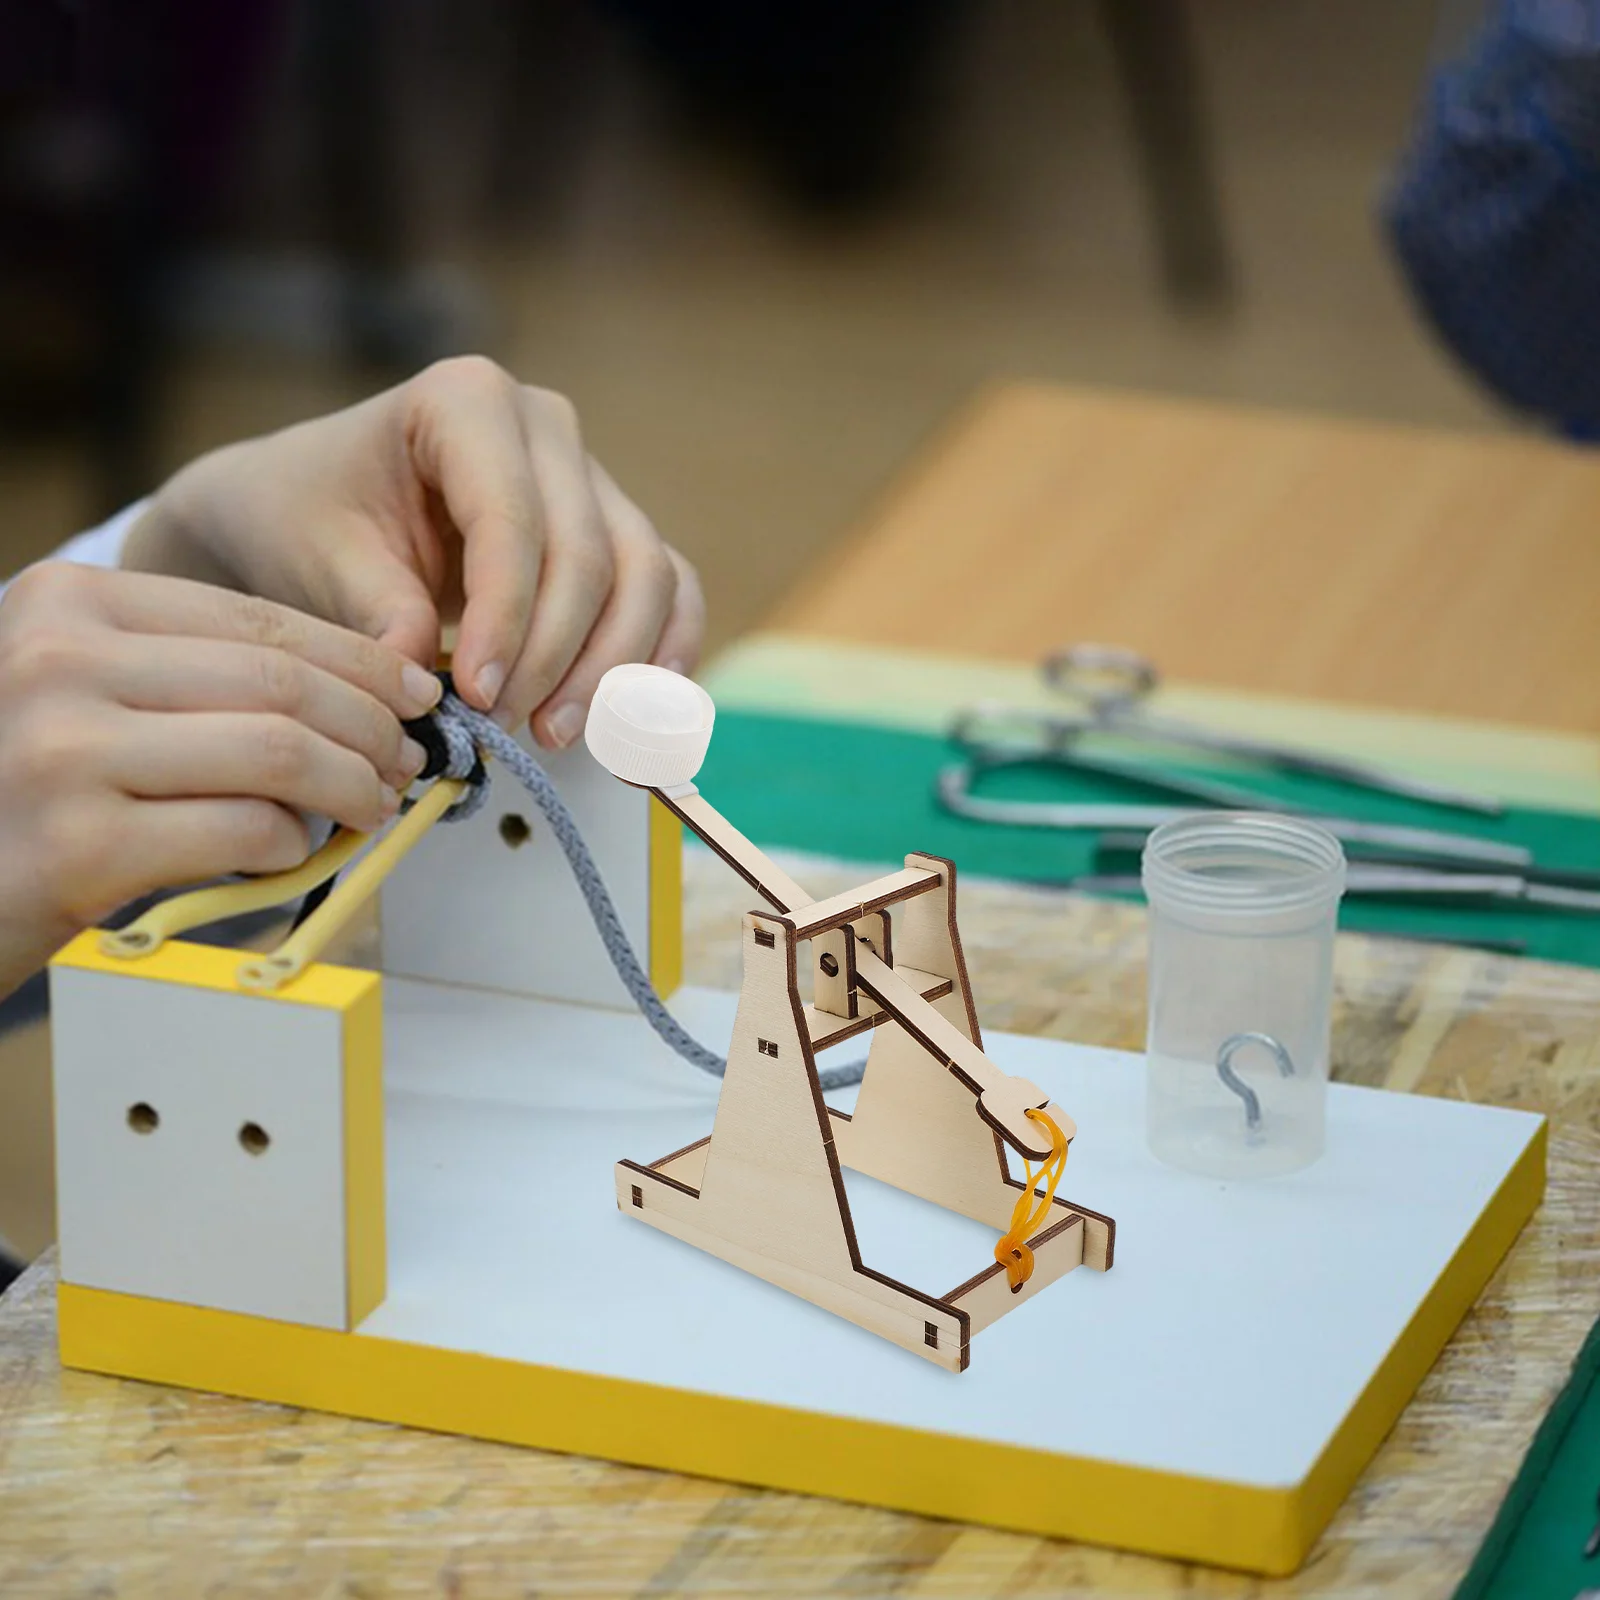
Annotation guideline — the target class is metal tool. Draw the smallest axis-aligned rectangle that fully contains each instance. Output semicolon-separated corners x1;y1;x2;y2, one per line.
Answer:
950;644;1503;817
1062;864;1600;913
937;760;1532;870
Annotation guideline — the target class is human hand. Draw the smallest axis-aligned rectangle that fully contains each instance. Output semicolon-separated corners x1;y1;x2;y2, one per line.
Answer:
0;562;443;997
123;356;706;749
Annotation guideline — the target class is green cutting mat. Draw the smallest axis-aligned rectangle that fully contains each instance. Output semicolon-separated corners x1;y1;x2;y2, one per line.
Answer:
700;709;1600;968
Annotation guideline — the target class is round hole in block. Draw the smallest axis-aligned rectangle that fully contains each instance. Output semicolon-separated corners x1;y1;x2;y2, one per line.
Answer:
238;1121;271;1156
819;953;840;977
126;1102;159;1135
498;813;532;849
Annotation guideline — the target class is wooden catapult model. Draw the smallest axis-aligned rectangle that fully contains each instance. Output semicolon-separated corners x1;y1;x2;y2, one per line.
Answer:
586;666;1115;1372
38;663;1547;1572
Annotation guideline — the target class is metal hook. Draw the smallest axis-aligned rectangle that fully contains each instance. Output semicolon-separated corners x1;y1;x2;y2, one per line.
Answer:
1216;1032;1296;1133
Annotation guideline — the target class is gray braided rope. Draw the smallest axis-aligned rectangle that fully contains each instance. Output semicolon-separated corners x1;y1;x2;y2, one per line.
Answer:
433;694;866;1092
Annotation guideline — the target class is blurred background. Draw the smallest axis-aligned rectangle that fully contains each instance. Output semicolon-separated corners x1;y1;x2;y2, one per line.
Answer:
0;0;1505;653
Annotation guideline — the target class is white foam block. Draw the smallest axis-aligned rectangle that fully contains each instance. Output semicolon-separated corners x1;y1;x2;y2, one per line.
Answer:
366;978;1541;1490
52;965;352;1328
378;739;650;1010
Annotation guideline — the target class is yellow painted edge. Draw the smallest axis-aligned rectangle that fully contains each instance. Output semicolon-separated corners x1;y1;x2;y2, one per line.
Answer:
1289;1115;1548;1553
649;795;683;999
342;982;386;1328
57;1278;1294;1572
50;930;379;1013
51;1113;1544;1576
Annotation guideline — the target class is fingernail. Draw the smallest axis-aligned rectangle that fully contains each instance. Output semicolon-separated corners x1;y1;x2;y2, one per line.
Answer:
379;784;401;818
663;658;687;678
401;662;442;711
474;662;505;710
544;702;584;749
398;737;428;779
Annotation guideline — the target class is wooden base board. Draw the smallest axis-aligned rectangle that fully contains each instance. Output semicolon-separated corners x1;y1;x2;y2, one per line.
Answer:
56;981;1546;1576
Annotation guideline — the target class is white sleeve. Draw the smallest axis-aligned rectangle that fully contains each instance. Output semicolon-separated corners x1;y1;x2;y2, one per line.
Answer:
0;499;148;599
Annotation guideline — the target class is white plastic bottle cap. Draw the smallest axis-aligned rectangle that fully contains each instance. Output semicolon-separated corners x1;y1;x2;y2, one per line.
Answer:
584;663;715;788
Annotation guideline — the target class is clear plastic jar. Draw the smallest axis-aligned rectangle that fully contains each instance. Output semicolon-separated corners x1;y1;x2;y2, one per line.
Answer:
1141;813;1346;1179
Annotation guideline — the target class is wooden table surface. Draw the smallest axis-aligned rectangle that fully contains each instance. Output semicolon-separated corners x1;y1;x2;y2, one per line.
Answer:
5;385;1600;1596
777;383;1600;731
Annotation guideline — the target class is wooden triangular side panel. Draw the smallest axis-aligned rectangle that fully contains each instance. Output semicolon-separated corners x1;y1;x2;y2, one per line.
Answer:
838;856;1023;1230
691;913;857;1280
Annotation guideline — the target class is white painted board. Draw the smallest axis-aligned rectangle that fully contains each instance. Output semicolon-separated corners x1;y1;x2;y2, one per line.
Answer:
367;978;1541;1490
379;738;650;1011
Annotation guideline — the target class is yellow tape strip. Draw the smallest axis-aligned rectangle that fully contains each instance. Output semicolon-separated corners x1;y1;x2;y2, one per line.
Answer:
341;981;386;1328
649;794;683;998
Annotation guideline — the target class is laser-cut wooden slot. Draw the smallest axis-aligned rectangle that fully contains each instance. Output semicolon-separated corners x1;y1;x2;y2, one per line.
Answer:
620;781;1116;1373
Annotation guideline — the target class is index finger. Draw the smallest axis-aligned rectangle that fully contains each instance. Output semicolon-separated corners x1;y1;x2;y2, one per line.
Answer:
96;569;444;720
402;356;545;713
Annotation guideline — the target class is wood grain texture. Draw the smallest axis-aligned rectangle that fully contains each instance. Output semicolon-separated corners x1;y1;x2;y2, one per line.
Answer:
3;852;1599;1596
774;383;1600;729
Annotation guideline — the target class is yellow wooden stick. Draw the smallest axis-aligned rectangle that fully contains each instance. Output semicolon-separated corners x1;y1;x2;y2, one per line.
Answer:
100;827;371;961
237;778;466;992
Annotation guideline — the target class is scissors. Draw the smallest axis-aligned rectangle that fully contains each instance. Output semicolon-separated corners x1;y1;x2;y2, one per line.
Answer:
937;644;1533;874
948;643;1503;818
936;771;1532;869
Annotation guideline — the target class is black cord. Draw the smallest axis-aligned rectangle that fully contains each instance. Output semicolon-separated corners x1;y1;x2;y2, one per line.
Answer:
287;670;466;931
288;873;336;933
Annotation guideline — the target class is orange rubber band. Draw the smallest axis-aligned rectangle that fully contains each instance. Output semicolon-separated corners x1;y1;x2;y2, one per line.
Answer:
993;1107;1069;1291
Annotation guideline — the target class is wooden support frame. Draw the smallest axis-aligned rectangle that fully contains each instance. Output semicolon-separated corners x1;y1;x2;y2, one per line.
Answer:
615;850;1114;1371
